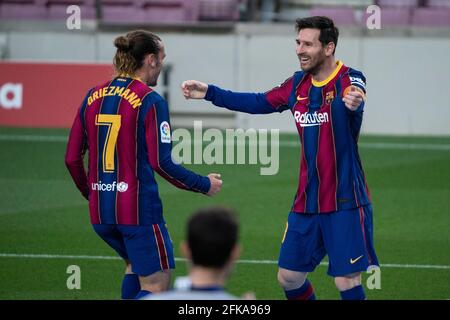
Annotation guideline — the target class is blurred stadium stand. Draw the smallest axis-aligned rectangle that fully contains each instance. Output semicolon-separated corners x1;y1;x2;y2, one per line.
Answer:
427;0;450;7
412;6;450;26
308;6;357;26
377;0;419;6
100;0;144;24
0;0;449;135
0;0;48;20
48;0;96;20
100;0;202;25
0;0;450;27
198;0;241;21
0;0;243;23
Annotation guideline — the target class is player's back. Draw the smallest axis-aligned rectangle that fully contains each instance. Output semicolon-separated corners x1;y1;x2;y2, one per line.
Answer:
144;289;238;300
81;76;159;226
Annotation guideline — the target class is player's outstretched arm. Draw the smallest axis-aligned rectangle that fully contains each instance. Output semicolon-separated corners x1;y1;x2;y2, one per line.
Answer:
181;76;292;115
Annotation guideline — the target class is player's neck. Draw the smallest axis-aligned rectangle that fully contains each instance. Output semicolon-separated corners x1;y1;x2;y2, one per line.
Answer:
134;69;148;84
311;57;337;83
117;71;147;85
189;266;227;288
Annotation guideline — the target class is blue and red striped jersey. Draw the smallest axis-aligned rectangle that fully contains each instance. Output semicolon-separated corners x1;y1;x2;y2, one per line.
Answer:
65;76;210;225
205;61;371;214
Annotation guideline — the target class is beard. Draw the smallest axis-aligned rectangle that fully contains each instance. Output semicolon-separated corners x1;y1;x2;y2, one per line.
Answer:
146;73;159;87
147;78;157;87
147;67;162;87
299;54;326;75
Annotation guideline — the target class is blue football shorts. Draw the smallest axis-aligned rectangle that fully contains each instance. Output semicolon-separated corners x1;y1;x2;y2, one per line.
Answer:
92;223;175;276
278;204;379;277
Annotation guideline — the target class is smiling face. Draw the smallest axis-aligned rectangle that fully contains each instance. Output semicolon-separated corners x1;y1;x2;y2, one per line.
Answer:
295;28;333;75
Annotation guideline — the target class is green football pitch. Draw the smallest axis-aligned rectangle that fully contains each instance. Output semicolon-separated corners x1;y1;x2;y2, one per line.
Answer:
0;127;449;300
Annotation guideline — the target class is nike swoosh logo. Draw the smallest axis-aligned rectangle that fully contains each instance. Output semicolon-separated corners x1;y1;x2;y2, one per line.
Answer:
297;95;308;101
350;255;363;264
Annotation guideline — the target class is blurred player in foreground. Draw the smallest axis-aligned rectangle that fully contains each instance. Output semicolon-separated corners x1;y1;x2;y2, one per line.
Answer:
65;30;222;299
144;206;242;300
182;16;379;300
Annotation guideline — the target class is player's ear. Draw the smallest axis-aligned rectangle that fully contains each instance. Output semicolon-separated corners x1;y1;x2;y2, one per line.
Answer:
230;244;241;262
146;53;156;68
180;240;191;259
325;42;335;57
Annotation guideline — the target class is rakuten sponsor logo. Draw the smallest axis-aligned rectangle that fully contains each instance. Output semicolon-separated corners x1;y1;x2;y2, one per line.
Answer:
0;83;22;109
91;181;128;192
294;110;329;127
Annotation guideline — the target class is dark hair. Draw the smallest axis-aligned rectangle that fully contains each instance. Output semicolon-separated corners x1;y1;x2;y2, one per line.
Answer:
113;30;161;76
187;206;238;268
295;16;339;54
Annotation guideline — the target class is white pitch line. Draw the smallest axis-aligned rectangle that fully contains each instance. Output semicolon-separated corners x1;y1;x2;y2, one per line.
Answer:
0;134;68;142
0;253;121;260
0;134;449;151
278;141;450;151
0;253;449;270
359;142;450;151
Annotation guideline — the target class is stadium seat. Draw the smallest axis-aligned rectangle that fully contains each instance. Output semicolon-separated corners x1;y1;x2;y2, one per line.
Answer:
309;6;357;26
100;0;199;24
46;0;96;20
377;0;419;7
100;0;146;24
198;0;240;21
426;0;450;8
142;0;200;23
281;0;374;7
45;0;95;5
362;6;411;27
411;7;450;26
0;0;47;20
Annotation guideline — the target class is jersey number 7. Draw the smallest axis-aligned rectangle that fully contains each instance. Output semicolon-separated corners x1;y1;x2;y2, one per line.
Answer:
95;114;121;173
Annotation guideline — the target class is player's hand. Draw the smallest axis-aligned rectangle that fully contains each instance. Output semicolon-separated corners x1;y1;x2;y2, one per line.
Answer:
181;80;208;99
343;86;364;111
207;173;222;196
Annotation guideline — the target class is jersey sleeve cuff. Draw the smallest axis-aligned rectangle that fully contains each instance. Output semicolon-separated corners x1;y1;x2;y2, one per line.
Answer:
205;84;217;102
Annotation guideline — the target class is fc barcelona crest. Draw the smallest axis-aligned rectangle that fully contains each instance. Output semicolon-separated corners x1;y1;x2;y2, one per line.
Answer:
325;91;334;104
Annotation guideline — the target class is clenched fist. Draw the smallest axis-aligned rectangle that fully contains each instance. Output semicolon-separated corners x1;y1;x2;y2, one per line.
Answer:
207;173;222;196
181;80;208;100
342;86;365;111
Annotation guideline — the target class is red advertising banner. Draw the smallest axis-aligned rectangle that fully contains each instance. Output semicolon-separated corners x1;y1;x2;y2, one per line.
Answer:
0;61;115;128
